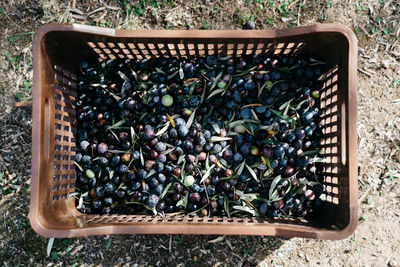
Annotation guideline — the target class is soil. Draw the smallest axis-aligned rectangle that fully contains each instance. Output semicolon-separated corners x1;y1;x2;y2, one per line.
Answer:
0;0;399;266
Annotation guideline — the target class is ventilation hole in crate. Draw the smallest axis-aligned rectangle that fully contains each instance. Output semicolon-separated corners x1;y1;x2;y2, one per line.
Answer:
70;173;76;179
53;175;60;181
62;145;69;152
53;184;60;190
62;155;69;160
237;219;244;223
217;218;223;222
227;218;234;222
54;164;60;170
53;195;60;200
197;218;204;222
187;217;193;222
97;42;106;48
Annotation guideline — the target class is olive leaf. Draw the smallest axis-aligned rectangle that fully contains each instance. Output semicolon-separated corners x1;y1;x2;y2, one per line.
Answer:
235;190;259;201
68;192;80;197
210;71;223;90
73;161;85;173
303;149;323;156
207;88;225;99
228;119;258;129
235;161;246;176
224;195;231;217
276;67;291;73
211;123;221;135
189;80;197;95
309;57;325;65
232;205;259;217
186;107;198;129
155;122;170;136
146;169;156;179
167;70;179;80
179;65;184;80
310;156;327;163
118;71;130;82
270;109;297;124
200;82;206;104
200;164;215;183
107;119;127;131
155;68;166;74
208;136;232;142
176;193;188;208
139;147;144;166
279;97;295;111
108;150;129;154
269;175;282;200
160;182;172;200
232;66;257;77
47;238;55;257
130;69;138;81
205;153;210;170
245;164;259;181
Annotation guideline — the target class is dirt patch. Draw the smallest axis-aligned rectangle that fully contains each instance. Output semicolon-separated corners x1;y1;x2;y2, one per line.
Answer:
0;0;399;266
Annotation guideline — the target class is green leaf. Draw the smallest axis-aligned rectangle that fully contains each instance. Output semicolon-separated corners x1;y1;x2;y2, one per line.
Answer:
200;164;215;183
232;205;259;216
47;238;55;257
245;164;258;181
106;238;112;250
189;80;197;95
310;156;327;163
208;136;232;142
179;65;184;80
207;88;225;99
269;175;282;199
107;119;127;131
211;123;221;134
118;71;130;82
155;68;166;74
205;153;210;170
177;155;185;165
279;97;294;111
303;149;323;156
73;161;84;172
160;182;172;199
235;161;246;176
210;71;223;90
224;195;230;217
200;82;206;104
155;122;170;136
167;70;179;80
146;169;156;179
228;119;258;129
139;147;144;166
270;109;296;124
176;193;188;208
232;66;257;77
186;107;198;129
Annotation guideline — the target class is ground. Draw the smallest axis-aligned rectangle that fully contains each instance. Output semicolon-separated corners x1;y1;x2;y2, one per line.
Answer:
0;0;399;266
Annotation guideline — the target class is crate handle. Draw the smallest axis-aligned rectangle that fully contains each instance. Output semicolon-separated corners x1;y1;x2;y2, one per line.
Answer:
341;102;346;166
43;98;50;161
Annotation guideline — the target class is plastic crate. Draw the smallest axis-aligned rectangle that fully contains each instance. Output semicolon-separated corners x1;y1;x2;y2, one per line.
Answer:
30;23;358;239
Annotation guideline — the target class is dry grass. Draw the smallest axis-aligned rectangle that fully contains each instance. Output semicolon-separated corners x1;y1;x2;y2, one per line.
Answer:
0;0;399;266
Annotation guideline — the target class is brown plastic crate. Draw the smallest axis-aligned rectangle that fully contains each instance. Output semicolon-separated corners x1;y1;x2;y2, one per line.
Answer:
30;23;358;239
